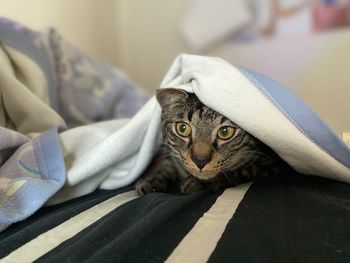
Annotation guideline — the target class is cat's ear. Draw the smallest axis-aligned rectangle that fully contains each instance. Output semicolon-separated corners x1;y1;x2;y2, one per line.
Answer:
156;88;188;108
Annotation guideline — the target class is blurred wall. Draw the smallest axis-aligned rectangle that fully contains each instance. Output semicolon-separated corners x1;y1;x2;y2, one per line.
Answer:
115;0;189;91
0;0;119;65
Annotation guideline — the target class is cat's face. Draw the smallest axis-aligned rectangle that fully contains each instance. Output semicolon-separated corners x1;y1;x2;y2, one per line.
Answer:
157;88;257;181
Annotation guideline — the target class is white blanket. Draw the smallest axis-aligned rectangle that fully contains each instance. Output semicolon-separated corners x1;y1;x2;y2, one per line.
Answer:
50;54;350;204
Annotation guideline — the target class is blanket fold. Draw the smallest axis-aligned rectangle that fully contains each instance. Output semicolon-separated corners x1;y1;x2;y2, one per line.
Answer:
0;127;65;232
0;44;65;135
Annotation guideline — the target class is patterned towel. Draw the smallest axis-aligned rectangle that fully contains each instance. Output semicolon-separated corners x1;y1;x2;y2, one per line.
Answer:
0;17;148;231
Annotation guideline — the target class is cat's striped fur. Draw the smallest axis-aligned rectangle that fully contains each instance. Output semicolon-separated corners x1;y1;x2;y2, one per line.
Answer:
136;88;287;195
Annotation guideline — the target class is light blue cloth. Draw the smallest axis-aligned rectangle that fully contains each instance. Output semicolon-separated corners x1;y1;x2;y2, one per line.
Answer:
0;128;65;231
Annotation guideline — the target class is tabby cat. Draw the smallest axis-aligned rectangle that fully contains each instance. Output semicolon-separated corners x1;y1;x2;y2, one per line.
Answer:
136;88;288;195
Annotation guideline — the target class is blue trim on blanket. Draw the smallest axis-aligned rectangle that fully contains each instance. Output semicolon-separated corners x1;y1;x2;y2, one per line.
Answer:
0;128;65;225
0;17;59;111
33;127;66;183
238;67;350;169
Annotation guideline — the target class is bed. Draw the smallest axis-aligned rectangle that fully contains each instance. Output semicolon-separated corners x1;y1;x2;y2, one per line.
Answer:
2;170;350;262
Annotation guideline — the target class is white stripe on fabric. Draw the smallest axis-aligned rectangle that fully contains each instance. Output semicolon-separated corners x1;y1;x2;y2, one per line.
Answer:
2;191;138;263
165;183;251;263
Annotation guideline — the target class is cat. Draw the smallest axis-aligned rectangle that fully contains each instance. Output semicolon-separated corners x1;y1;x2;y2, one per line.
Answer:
136;88;288;195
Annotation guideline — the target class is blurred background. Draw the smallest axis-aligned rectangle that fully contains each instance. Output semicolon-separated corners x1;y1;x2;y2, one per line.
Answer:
1;0;350;133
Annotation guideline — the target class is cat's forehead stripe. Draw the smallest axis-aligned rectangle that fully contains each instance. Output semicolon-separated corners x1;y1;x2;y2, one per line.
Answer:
220;116;228;124
187;109;193;122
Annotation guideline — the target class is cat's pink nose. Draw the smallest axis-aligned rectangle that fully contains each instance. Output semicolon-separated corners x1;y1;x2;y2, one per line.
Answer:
191;155;211;170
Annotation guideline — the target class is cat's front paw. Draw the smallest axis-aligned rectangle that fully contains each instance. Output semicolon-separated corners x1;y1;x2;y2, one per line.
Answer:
136;176;168;196
180;176;203;194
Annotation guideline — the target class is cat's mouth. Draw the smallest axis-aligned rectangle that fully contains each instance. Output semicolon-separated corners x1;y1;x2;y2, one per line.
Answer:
185;167;219;181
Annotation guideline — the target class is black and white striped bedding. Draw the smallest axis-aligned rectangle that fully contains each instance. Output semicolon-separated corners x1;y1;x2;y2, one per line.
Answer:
2;170;350;263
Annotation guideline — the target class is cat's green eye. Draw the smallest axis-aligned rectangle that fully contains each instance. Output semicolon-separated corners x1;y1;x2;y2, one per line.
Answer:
217;126;235;140
175;122;192;138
